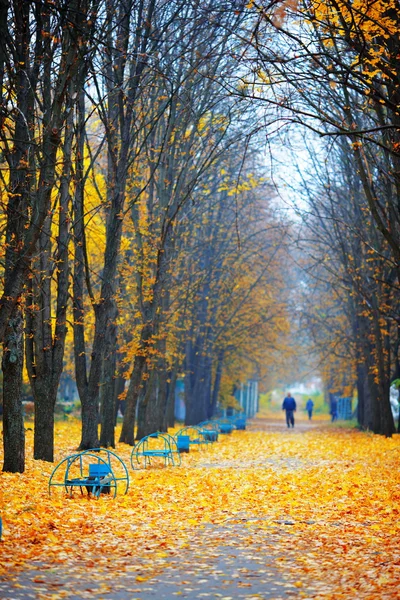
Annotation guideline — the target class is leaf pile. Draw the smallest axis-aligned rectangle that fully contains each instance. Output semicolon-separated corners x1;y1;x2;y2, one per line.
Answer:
0;419;399;598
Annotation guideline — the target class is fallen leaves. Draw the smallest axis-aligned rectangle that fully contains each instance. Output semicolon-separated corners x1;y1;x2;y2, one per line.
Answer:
0;419;399;599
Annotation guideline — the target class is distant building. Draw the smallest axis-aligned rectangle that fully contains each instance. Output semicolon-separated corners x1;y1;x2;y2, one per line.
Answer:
234;379;259;417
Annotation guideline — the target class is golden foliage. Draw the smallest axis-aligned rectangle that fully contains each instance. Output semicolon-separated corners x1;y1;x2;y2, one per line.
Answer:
1;418;399;597
310;0;399;81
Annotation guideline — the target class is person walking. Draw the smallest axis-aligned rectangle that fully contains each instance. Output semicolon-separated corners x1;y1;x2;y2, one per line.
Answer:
330;397;338;422
282;392;296;428
306;398;314;420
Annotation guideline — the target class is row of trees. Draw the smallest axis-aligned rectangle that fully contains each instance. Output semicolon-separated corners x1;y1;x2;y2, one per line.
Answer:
295;137;398;435
3;0;398;476
0;1;290;472
240;0;400;435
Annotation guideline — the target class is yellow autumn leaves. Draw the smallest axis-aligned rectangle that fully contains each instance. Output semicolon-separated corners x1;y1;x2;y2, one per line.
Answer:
1;417;400;598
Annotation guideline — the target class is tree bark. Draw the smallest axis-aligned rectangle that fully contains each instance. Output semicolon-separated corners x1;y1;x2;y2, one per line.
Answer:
356;362;367;428
185;338;212;425
164;367;178;430
99;299;118;447
72;89;100;449
2;307;25;473
0;0;94;342
119;347;149;445
76;0;156;449
209;349;224;419
25;109;73;462
114;375;126;425
136;363;169;438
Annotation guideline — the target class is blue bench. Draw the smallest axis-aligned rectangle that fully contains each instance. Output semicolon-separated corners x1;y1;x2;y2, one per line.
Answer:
49;449;129;498
203;430;218;441
176;435;190;453
235;417;247;430
219;421;233;434
176;426;209;449
131;432;181;469
198;421;219;442
62;462;112;497
87;463;112;494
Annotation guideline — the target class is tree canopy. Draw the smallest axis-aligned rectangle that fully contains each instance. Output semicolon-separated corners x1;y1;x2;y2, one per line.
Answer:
1;0;399;472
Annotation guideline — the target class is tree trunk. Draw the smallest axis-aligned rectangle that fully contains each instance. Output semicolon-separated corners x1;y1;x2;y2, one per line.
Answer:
25;109;73;462
378;317;395;437
0;0;94;342
99;299;118;447
94;0;157;448
136;363;169;438
209;349;224;418
78;139;128;449
2;307;25;473
72;90;100;450
164;368;178;430
114;375;126;425
136;334;170;437
356;362;367;427
119;350;148;444
27;214;55;462
156;370;169;433
371;303;395;437
79;305;109;449
33;388;55;462
185;342;212;425
120;312;157;444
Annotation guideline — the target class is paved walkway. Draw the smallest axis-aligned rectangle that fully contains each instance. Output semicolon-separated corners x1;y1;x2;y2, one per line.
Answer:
248;415;327;433
0;416;327;600
0;539;302;599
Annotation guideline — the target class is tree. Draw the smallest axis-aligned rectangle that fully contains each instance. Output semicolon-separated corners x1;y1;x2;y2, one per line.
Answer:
227;0;400;435
292;134;396;435
0;0;97;471
118;2;252;442
171;148;290;425
242;0;400;276
72;0;159;450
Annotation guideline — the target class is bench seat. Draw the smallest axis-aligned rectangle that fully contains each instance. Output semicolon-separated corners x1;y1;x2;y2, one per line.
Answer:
140;450;171;457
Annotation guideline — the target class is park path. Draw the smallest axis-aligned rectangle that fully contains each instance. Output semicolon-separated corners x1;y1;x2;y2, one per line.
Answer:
1;415;399;600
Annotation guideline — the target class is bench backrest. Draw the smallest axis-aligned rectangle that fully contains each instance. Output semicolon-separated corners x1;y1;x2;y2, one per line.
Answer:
220;423;233;433
176;435;190;450
89;463;110;478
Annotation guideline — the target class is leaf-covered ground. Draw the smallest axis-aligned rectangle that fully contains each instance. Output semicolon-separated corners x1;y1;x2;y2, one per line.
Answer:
1;416;400;599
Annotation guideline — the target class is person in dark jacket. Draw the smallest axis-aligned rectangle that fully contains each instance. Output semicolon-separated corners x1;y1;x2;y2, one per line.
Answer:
282;392;296;428
330;397;338;422
306;398;314;420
